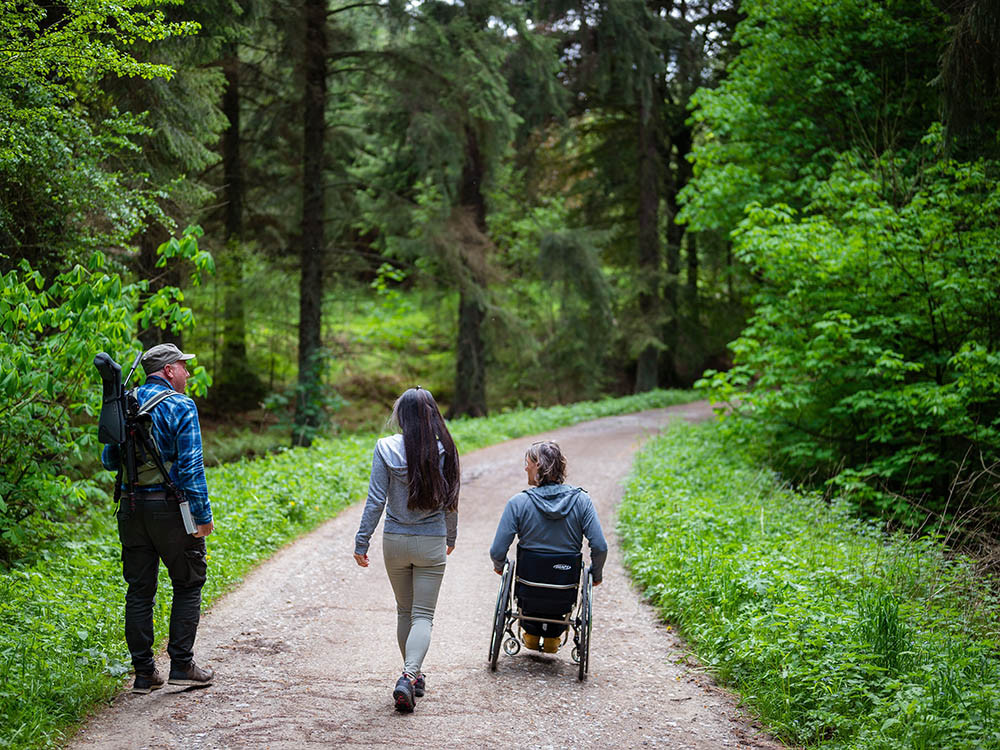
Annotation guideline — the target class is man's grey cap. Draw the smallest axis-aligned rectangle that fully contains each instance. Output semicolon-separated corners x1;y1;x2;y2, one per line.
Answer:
141;343;195;375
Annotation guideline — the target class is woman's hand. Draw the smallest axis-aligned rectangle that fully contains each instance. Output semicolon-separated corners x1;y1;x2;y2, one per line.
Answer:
446;545;455;555
353;553;369;567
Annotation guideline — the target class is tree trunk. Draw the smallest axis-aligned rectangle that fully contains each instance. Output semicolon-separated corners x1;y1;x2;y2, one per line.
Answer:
215;43;265;411
662;184;682;386
660;144;690;385
450;127;488;418
661;123;697;386
453;291;487;417
686;231;698;323
634;94;661;393
293;0;327;447
676;125;697;323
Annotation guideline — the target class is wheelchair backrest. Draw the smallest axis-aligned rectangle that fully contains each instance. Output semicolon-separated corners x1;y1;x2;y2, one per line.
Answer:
514;547;582;613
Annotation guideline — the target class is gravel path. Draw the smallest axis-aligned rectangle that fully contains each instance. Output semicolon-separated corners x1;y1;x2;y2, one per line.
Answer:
68;402;785;749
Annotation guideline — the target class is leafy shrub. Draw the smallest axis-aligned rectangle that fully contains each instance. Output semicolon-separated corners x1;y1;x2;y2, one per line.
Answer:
0;1;200;279
701;145;1000;525
619;423;1000;749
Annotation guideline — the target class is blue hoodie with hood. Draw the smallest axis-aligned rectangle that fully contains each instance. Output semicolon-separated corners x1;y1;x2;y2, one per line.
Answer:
489;483;608;583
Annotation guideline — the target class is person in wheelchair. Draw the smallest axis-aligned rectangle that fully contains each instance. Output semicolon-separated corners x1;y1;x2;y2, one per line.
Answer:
489;441;607;654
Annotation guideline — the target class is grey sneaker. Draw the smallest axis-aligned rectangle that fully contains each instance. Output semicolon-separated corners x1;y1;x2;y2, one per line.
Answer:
393;673;416;712
132;669;164;694
167;661;215;687
413;673;425;697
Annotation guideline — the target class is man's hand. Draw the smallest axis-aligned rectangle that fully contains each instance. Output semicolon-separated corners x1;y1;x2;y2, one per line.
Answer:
447;545;455;555
194;522;214;538
592;579;602;587
354;553;369;567
494;567;503;575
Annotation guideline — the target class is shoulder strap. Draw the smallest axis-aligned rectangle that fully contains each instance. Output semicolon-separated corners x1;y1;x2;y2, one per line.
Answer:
137;389;181;416
132;389;184;497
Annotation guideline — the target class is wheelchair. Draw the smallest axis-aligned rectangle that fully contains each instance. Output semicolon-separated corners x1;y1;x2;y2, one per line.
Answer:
489;546;593;681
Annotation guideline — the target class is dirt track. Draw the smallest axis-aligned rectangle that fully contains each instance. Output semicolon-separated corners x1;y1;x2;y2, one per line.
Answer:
68;401;784;749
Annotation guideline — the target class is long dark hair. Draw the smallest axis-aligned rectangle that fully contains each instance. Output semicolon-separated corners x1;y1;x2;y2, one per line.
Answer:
391;387;460;512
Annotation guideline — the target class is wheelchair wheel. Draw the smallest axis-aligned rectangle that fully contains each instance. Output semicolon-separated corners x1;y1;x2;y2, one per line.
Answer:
577;569;593;681
489;559;513;671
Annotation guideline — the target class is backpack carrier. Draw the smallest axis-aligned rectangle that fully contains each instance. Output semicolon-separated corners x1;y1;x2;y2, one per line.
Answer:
94;352;185;515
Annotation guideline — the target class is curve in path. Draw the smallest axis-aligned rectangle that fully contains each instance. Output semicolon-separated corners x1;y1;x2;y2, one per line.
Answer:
69;402;784;749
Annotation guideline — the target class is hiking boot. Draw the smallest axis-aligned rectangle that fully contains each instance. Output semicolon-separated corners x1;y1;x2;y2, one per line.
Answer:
542;636;560;654
522;633;541;651
393;673;416;713
167;661;215;687
132;669;164;694
413;673;426;698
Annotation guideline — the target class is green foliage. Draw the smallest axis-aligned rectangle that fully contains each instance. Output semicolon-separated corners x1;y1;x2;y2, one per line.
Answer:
102;0;239;215
0;1;200;272
682;0;1000;526
700;148;1000;523
200;424;289;467
486;169;616;402
353;0;524;276
0;256;130;560
182;250;300;396
182;269;458;431
185;265;663;431
0;2;195;94
322;284;456;429
619;423;1000;749
0;390;695;749
680;0;946;235
0;229;210;564
286;349;346;448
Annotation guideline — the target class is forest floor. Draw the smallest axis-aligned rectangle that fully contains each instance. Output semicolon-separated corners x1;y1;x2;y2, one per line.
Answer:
67;402;786;749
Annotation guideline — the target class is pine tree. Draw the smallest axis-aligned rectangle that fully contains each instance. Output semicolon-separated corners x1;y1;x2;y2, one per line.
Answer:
353;0;527;416
533;0;741;389
293;0;329;446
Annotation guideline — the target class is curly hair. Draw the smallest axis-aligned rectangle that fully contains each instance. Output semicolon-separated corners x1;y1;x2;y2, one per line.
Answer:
525;441;566;485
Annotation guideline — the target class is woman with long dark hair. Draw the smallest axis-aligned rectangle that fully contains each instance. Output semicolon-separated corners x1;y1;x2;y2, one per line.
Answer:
353;387;460;713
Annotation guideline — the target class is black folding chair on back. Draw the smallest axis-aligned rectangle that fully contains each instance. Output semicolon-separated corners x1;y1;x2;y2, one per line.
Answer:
489;546;593;681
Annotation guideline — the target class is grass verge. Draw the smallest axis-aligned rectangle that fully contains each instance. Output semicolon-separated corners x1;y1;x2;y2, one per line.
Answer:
0;388;698;749
619;422;1000;750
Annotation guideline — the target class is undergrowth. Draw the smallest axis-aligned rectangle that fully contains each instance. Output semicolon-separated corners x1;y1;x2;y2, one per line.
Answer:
619;423;1000;750
0;388;697;749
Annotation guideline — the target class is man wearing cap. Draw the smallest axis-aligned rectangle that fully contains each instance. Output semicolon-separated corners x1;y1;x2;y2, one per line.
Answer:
100;343;216;693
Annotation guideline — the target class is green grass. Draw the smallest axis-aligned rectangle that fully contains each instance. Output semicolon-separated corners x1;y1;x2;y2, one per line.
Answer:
0;388;697;749
619;422;1000;750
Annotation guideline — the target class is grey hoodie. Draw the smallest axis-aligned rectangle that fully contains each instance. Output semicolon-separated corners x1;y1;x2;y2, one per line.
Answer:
489;483;608;583
354;433;458;555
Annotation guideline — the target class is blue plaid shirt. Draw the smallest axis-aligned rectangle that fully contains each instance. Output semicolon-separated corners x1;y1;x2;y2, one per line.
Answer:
101;376;212;524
